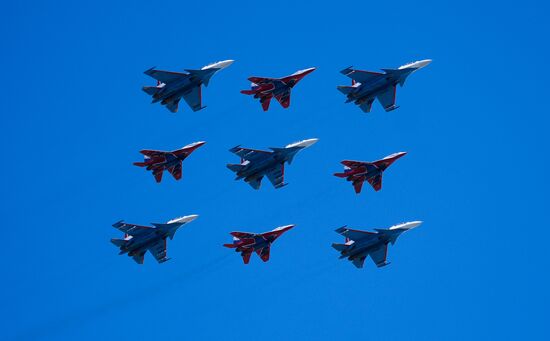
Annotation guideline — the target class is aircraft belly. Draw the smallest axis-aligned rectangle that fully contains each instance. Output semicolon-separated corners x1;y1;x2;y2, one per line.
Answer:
349;241;380;259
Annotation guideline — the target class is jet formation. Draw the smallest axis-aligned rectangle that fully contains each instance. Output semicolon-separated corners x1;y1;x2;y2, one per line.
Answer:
332;221;422;268
142;60;234;112
111;215;198;264
337;59;431;113
112;59;431;267
227;138;318;189
334;152;407;194
223;225;294;264
240;68;316;111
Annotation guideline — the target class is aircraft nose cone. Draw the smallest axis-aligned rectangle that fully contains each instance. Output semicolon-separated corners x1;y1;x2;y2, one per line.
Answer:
218;59;235;69
299;138;319;148
415;59;432;69
406;221;423;229
181;214;199;223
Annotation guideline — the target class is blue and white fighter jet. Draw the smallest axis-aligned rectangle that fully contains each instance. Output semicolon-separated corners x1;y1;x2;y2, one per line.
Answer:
226;138;318;189
142;60;234;113
337;59;431;113
332;221;422;268
111;215;198;264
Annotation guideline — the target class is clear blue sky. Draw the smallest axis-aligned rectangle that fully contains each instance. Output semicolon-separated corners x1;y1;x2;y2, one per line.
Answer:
1;1;549;340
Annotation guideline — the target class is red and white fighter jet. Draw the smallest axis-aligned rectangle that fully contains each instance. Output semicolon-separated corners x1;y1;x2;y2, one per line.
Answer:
133;141;205;183
240;68;315;111
334;152;407;194
223;224;295;264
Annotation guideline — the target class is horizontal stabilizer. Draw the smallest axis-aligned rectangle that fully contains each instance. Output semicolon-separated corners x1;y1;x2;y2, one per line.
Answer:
227;163;245;173
142;86;160;96
110;238;127;247
331;243;348;252
337;85;356;95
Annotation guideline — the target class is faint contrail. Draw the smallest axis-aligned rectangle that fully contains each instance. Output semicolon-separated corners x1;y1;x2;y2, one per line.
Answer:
14;254;231;341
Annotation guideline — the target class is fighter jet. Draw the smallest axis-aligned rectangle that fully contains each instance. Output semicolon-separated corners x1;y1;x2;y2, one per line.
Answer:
133;141;205;183
223;224;294;264
332;221;422;268
142;59;234;113
334;152;406;194
240;68;316;111
111;215;198;264
226;138;318;189
337;59;431;113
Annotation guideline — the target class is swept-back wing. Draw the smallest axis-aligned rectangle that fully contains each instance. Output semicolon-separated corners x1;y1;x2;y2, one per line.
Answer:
335;227;377;242
256;246;271;262
352;179;364;194
265;163;285;188
241;251;252;264
352;256;366;268
148;239;169;263
132;252;146;264
229;146;272;163
145;69;188;84
246;176;263;190
153;168;164;183
248;76;275;84
367;174;382;191
274;90;291;109
140;150;167;158
341;160;368;168
230;231;255;239
359;100;374;113
261;93;273;111
369;245;389;267
113;221;152;237
343;70;384;84
182;86;203;112
377;85;397;111
168;163;182;180
165;98;180;113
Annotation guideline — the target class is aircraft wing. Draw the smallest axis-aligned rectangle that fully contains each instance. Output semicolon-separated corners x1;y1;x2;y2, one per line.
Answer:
144;68;189;84
230;231;255;239
165;98;180;113
113;221;152;237
167;162;182;180
241;250;252;264
248;76;275;84
352;256;367;268
377;86;397;111
367;174;382;191
341;160;367;168
274;90;291;109
182;86;204;112
343;70;384;84
256;246;271;262
335;226;377;242
359;99;374;113
369;244;389;267
352;179;364;194
140;150;167;158
230;146;272;163
148;239;169;263
132;251;146;264
260;93;273;111
265;163;285;189
153;168;164;183
246;176;263;190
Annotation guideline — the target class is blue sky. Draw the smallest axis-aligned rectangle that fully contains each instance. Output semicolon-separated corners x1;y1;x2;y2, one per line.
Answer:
1;1;549;340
